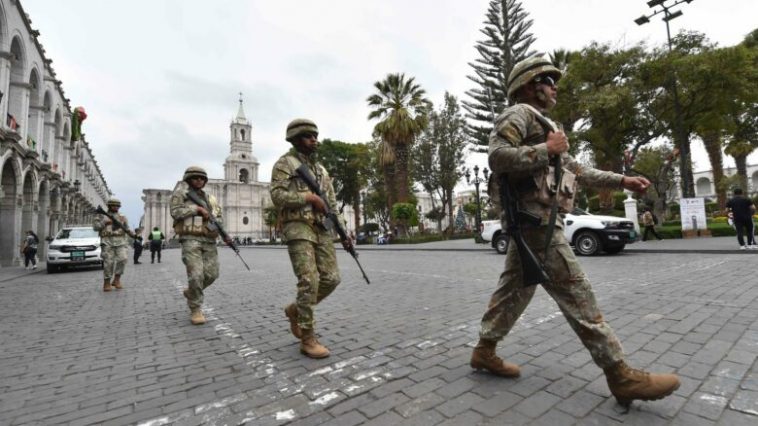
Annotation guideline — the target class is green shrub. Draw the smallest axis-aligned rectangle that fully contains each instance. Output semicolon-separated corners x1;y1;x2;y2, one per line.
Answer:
705;202;719;214
613;192;627;210
711;216;728;223
588;195;600;211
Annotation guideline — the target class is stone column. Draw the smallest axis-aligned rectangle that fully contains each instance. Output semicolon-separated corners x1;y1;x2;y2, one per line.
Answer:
623;190;640;235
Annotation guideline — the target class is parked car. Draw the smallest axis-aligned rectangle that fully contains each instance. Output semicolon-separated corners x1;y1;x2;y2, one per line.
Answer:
46;226;103;273
480;208;637;255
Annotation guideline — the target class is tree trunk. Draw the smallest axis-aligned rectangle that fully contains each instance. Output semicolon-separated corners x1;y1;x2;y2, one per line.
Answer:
735;153;749;193
353;199;361;234
394;143;410;203
702;131;726;212
445;189;454;238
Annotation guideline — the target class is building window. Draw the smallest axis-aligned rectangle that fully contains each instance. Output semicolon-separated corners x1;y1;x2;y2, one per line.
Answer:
243;216;249;225
239;169;249;183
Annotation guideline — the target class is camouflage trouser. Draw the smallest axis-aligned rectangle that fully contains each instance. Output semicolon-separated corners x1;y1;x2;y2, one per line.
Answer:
101;244;128;281
479;227;624;369
181;239;219;309
287;237;341;330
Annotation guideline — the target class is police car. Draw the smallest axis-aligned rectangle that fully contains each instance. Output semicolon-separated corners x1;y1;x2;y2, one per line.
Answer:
46;226;103;272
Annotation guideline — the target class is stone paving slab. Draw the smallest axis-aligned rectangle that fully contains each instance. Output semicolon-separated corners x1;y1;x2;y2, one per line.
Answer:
0;244;757;425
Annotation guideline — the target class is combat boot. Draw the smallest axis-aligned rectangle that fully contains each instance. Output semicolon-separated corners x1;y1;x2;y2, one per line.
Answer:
284;303;302;338
604;360;680;408
103;279;112;292
190;308;206;325
470;338;520;378
300;329;329;358
112;275;123;290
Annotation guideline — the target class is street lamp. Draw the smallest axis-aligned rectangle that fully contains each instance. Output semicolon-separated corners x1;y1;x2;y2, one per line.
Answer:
465;165;489;241
635;0;694;197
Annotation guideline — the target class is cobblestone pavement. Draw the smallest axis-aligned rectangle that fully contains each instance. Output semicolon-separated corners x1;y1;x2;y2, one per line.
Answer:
1;245;756;425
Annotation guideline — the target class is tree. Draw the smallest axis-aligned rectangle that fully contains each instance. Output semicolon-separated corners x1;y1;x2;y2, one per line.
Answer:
631;146;679;221
412;92;469;235
263;205;279;241
463;0;536;149
318;139;371;231
367;73;431;214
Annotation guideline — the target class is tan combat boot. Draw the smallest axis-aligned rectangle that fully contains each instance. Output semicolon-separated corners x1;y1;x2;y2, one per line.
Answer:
470;338;520;378
103;279;112;292
112;275;123;290
190;308;206;325
300;329;330;358
284;303;302;338
604;360;680;408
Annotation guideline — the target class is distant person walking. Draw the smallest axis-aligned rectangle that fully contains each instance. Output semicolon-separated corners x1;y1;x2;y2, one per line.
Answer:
21;230;39;269
726;188;756;249
641;208;663;241
149;226;165;263
133;230;144;264
94;198;131;291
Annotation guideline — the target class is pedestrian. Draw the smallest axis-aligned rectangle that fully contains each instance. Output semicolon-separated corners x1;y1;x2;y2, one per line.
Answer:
270;118;352;358
170;166;231;325
21;230;39;269
132;229;144;264
148;226;166;263
470;55;680;408
93;198;130;291
641;207;663;241
726;187;757;249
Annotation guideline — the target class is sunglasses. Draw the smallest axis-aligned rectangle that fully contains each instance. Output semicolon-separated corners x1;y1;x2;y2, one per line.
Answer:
533;75;557;87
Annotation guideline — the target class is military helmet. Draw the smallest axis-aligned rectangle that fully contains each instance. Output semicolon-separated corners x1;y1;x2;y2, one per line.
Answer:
106;198;121;207
183;166;208;182
507;55;563;100
285;118;319;142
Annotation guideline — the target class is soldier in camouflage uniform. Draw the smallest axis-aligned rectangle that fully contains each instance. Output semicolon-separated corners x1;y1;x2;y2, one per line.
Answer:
93;198;130;292
470;55;680;408
170;166;230;325
270;118;352;359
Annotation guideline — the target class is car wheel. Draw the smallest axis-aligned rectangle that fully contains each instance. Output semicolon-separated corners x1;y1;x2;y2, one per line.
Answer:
494;234;509;255
574;231;602;256
604;245;625;254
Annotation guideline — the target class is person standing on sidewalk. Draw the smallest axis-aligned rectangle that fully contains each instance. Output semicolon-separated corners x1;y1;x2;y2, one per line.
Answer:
21;230;39;269
726;188;757;249
170;166;230;325
93;198;130;291
148;226;165;263
132;229;144;264
470;55;680;409
270;118;350;359
641;208;663;241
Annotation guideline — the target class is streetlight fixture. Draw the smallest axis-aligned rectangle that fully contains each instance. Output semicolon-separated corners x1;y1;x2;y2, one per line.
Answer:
465;165;489;241
635;0;694;197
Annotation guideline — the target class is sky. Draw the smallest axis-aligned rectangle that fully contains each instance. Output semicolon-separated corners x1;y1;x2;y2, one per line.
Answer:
22;0;758;225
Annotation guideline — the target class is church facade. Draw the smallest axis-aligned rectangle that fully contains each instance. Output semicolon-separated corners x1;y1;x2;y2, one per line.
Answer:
141;100;272;242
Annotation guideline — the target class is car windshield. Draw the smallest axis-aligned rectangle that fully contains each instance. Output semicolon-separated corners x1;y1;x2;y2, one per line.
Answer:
56;228;99;239
571;208;589;216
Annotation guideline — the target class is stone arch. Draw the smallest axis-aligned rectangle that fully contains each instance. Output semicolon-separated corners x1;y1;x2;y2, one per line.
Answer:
0;156;20;265
0;1;8;48
7;34;27;132
240;128;246;141
239;168;249;183
27;67;42;149
48;187;61;236
20;168;36;242
63;120;71;146
695;177;712;196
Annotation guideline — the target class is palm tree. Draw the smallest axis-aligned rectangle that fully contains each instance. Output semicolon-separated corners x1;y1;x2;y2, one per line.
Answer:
263;205;279;241
367;73;431;210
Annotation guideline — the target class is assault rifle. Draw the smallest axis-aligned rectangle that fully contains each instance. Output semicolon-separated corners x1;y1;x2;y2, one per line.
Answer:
499;176;550;287
185;190;251;271
95;205;137;239
295;164;371;284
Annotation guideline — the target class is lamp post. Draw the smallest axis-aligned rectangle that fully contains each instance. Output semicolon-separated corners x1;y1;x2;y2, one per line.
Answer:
466;165;489;241
635;0;694;198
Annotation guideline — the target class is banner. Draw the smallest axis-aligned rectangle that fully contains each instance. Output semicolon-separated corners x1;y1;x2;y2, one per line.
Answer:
679;198;707;231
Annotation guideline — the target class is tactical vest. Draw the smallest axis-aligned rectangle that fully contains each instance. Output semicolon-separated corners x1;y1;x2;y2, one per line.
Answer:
173;191;220;238
99;216;127;237
279;155;327;225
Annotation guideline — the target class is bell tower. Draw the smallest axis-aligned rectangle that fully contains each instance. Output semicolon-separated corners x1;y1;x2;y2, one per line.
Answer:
224;93;259;183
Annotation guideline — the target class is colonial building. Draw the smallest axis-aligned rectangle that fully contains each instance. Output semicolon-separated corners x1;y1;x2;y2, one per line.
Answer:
0;0;110;267
142;100;272;241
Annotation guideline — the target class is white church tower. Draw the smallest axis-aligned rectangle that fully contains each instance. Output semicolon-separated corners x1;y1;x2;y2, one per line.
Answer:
224;94;259;183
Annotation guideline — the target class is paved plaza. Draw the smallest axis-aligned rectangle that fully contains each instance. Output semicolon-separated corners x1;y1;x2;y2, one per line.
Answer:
1;239;757;425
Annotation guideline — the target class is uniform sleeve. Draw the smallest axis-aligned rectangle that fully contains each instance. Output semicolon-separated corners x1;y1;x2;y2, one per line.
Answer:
563;154;624;188
170;186;198;220
93;215;106;231
270;157;307;208
488;107;551;174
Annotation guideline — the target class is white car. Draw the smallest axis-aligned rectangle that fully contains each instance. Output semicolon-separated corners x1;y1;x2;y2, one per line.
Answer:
481;208;637;255
46;226;103;273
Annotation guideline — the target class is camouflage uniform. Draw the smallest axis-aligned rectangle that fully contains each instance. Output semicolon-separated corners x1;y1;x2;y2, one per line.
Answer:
479;103;625;369
93;212;129;281
170;181;222;309
270;150;341;331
